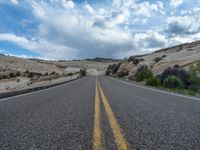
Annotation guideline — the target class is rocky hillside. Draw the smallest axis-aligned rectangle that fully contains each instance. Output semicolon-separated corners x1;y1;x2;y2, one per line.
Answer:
116;40;200;77
0;55;115;93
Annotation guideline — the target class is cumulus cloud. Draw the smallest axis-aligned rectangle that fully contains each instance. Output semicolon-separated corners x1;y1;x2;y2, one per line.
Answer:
28;0;136;58
134;31;167;52
0;0;200;59
165;16;200;35
0;33;79;60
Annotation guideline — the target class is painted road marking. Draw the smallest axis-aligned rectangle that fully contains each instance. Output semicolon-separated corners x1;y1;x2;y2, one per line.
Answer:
93;79;102;150
97;80;129;150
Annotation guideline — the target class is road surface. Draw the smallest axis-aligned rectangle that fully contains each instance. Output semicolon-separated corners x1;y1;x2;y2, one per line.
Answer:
0;76;200;150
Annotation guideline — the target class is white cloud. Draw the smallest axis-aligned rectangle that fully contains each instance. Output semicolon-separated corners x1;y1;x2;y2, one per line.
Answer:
10;0;18;5
0;33;79;60
165;16;200;35
134;31;167;52
0;0;19;5
170;0;184;7
28;0;135;58
1;0;200;59
61;0;75;9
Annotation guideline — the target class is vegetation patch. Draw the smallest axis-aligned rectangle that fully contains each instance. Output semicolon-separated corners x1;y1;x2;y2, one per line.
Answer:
107;60;200;96
134;65;153;82
146;76;161;87
127;56;143;65
163;75;184;89
105;63;121;76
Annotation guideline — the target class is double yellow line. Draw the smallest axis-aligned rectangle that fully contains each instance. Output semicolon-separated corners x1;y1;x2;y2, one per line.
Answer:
93;78;129;150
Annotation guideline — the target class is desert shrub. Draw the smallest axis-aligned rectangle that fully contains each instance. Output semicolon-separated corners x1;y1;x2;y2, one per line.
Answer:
9;72;14;78
36;72;43;76
50;71;56;75
1;75;7;79
188;64;200;91
44;72;49;76
16;72;20;76
159;67;189;87
106;63;121;76
146;76;161;87
68;73;73;76
154;55;166;63
117;69;129;78
80;68;86;77
189;61;200;74
128;75;135;81
27;72;34;78
154;57;162;63
128;56;141;65
135;65;153;82
0;75;8;80
24;70;29;74
163;75;184;89
174;64;180;68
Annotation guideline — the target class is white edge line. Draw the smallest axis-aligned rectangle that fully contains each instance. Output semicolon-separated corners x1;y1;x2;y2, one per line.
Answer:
0;78;79;102
110;77;200;102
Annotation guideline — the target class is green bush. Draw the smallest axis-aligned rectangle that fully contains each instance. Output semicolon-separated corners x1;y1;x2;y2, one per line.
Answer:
187;62;200;91
146;76;161;87
159;67;189;87
135;65;153;82
163;75;184;89
106;63;121;76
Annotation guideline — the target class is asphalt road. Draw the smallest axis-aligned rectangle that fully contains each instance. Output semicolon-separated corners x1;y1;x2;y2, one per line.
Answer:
0;76;200;150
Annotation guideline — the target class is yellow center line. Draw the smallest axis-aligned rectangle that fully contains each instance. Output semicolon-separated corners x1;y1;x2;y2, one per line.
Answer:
97;79;129;150
93;78;102;150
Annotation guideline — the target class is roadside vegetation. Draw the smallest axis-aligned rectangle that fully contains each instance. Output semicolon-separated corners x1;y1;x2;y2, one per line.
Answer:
79;68;87;77
106;59;200;96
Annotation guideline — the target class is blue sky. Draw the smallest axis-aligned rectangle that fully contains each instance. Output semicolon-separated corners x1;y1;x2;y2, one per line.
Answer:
0;0;200;60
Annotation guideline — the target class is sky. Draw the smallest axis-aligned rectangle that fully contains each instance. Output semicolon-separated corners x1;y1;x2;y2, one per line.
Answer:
0;0;200;60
